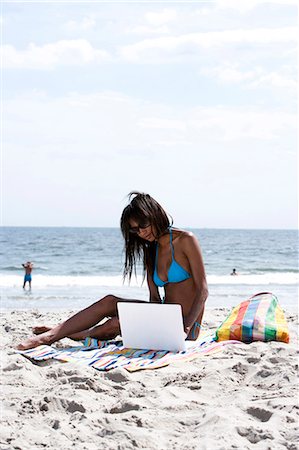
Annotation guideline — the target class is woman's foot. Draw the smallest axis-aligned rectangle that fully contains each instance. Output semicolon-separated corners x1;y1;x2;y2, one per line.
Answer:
32;325;52;335
17;317;120;350
17;330;56;350
32;325;88;341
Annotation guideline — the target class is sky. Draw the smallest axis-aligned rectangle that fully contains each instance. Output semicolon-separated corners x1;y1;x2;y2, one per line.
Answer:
1;0;298;229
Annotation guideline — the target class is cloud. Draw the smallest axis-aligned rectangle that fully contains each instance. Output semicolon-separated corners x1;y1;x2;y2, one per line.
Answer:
200;64;297;90
200;65;263;83
5;90;296;157
138;117;186;131
4;90;297;228
248;71;297;90
134;106;296;142
64;16;96;32
126;25;170;35
3;26;296;69
188;106;296;141
120;27;297;63
215;0;298;13
125;8;177;35
2;39;110;69
145;8;177;26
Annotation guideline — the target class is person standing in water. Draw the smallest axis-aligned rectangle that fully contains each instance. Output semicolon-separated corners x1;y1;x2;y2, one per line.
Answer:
17;192;208;350
22;261;34;290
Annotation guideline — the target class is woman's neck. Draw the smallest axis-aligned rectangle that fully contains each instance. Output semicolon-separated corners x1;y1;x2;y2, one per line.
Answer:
157;229;171;246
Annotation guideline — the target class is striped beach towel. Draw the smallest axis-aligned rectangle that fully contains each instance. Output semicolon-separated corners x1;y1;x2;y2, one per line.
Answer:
215;292;289;343
17;333;242;372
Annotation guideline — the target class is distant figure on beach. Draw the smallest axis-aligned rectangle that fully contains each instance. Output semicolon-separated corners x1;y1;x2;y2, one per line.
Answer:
231;268;238;276
17;192;208;350
22;261;34;289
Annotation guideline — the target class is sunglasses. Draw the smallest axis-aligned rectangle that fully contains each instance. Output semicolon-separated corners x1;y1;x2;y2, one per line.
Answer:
129;222;151;234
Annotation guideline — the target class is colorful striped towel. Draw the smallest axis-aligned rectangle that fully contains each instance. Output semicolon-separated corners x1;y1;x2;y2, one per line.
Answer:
215;292;289;343
17;333;242;372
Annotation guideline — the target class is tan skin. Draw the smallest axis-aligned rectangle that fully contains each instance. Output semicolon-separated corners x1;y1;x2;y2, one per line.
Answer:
17;222;208;350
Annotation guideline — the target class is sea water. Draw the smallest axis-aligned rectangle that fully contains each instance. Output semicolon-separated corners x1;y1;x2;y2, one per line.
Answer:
0;227;298;312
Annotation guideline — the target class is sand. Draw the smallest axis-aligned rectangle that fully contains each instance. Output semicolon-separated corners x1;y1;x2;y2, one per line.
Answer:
1;308;298;450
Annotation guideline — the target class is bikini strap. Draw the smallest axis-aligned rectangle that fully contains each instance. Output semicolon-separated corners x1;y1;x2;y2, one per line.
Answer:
169;227;175;259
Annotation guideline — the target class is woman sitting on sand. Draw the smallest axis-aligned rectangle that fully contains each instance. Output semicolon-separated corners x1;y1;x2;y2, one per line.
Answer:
17;192;208;350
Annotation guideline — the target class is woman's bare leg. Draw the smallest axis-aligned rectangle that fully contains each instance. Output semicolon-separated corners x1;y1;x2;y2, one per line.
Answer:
32;326;52;335
33;317;120;341
32;325;103;341
77;317;120;340
17;295;126;350
32;325;93;340
32;320;106;339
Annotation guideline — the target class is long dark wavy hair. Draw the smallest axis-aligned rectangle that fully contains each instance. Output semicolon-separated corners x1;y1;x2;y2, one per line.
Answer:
120;192;172;282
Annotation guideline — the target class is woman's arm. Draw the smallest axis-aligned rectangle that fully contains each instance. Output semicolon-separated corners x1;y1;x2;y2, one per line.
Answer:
182;233;209;333
146;271;161;303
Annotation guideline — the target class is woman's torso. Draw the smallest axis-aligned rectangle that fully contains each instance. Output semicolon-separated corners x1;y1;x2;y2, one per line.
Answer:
153;228;197;317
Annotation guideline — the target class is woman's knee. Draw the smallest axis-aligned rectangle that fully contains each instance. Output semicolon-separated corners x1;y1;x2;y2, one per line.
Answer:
100;294;118;311
90;317;120;339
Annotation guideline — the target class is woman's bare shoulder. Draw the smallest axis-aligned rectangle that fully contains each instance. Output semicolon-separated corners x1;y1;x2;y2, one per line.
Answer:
172;228;197;244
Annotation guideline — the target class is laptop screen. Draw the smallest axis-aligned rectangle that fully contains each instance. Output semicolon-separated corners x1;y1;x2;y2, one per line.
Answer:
117;302;186;352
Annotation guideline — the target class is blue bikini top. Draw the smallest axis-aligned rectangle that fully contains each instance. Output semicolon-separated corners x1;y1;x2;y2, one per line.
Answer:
153;227;192;287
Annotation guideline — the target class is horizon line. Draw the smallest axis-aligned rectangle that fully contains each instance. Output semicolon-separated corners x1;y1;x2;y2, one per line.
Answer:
1;225;298;231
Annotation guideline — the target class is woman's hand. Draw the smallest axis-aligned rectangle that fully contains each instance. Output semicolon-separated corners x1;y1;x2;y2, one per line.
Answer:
184;325;190;339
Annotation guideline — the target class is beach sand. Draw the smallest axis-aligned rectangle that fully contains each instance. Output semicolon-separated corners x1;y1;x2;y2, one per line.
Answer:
1;308;298;450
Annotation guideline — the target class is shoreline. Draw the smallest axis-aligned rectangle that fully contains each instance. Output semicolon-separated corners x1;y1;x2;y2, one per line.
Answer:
2;283;298;314
1;308;298;450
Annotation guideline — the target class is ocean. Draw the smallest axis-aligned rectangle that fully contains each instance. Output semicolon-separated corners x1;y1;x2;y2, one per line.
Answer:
0;227;298;312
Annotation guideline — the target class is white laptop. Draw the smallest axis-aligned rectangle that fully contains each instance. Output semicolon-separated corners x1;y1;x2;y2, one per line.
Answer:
117;302;187;352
